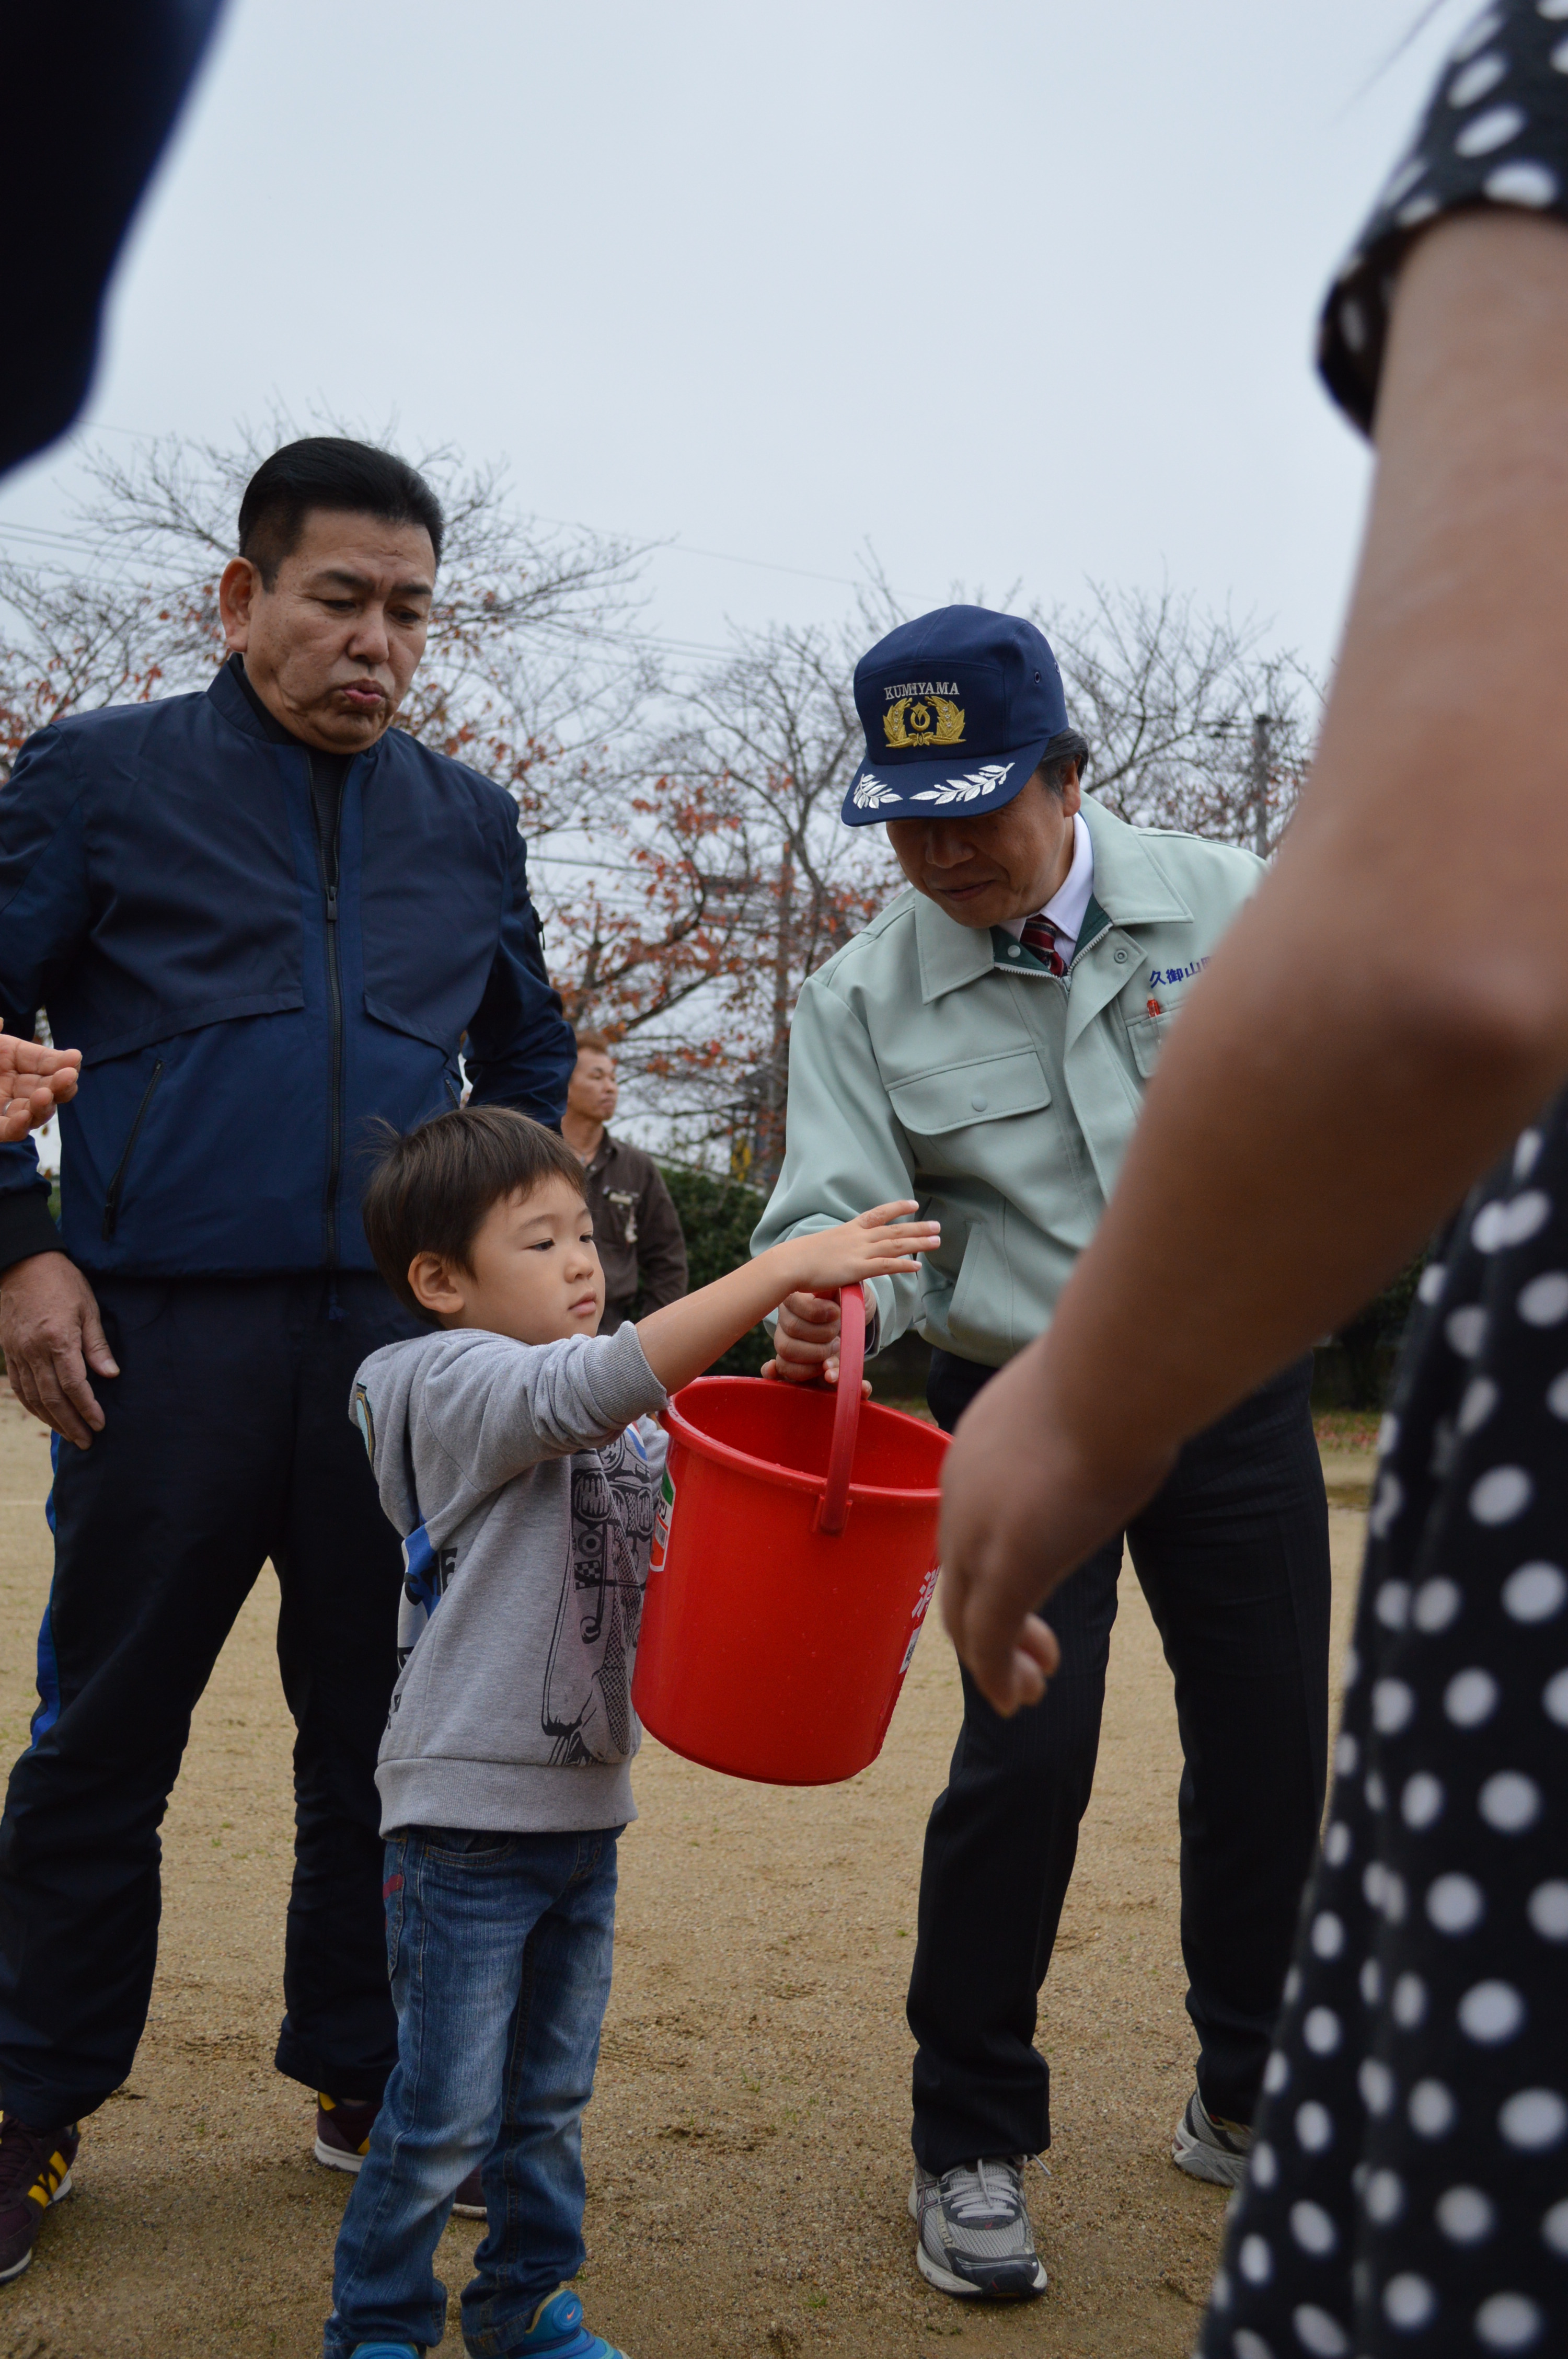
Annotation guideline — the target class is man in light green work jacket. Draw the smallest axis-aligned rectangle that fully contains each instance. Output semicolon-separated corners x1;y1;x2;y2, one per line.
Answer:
754;605;1329;2304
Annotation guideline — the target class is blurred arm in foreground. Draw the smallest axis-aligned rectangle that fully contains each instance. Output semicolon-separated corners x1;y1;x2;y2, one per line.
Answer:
941;211;1568;1711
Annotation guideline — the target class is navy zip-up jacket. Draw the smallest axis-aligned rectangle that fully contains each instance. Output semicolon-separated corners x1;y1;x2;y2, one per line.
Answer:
0;660;575;1277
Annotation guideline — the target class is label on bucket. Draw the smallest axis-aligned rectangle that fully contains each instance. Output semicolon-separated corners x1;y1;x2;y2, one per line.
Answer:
650;1467;677;1574
898;1561;942;1681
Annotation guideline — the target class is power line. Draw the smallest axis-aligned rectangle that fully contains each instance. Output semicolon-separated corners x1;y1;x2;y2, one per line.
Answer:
667;540;866;591
527;854;684;880
527;514;868;594
8;418;892;601
0;520;103;554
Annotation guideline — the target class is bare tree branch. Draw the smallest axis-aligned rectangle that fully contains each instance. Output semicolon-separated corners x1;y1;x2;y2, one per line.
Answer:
1043;582;1322;853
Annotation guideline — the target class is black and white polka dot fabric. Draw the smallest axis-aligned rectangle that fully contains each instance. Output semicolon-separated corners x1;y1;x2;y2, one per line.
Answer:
1197;1094;1568;2357
1320;0;1568;432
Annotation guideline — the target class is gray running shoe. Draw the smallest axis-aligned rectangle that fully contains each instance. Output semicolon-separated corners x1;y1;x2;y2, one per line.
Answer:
908;2157;1047;2299
1171;2090;1252;2188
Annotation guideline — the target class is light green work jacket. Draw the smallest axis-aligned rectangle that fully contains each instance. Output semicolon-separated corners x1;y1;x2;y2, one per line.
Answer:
753;796;1263;1368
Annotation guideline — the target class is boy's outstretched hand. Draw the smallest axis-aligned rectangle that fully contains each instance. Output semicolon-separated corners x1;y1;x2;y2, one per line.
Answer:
0;1025;81;1144
638;1201;938;1401
788;1201;939;1291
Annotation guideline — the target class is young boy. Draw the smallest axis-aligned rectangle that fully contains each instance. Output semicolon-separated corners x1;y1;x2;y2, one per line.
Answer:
323;1105;937;2359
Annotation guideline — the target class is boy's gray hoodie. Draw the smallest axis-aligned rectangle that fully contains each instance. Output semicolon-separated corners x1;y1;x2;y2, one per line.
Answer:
350;1320;668;1836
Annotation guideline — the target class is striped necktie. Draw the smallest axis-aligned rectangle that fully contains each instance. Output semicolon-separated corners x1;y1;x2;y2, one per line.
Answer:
1019;914;1065;975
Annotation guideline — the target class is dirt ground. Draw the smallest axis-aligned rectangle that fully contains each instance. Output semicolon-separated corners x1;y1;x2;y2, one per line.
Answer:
0;1390;1366;2359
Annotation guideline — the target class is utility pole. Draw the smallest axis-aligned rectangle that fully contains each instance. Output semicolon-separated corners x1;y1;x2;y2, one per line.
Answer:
760;843;795;1187
1250;712;1272;857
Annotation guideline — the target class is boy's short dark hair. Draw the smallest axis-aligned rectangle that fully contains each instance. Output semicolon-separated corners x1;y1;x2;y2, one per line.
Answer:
362;1107;586;1318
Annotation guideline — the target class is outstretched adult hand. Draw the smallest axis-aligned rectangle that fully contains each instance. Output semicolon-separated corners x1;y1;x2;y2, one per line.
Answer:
0;1024;80;1142
937;1341;1173;1715
0;1253;119;1448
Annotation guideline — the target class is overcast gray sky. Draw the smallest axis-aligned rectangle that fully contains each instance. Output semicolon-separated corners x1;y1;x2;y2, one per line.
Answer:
1;1;1461;681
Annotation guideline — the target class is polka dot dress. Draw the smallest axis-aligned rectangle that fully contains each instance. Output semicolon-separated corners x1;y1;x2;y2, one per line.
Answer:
1320;0;1568;430
1197;1099;1568;2356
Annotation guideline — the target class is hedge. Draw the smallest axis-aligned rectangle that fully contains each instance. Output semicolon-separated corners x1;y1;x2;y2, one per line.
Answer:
659;1164;771;1377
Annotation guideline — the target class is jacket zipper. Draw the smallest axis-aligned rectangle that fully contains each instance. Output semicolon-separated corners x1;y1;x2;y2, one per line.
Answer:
100;1059;165;1240
309;755;346;1269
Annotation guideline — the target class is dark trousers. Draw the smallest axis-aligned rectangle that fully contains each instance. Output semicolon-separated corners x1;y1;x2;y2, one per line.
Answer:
0;1274;421;2128
908;1350;1329;2172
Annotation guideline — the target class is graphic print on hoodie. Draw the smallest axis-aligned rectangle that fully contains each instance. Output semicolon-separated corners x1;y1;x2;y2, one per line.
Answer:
545;1430;656;1765
350;1319;668;1836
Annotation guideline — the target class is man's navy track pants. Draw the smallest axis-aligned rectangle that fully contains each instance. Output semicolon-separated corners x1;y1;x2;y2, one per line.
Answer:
0;1274;420;2128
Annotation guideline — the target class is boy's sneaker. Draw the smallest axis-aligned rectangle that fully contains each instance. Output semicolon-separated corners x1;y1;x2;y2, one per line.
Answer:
909;2157;1047;2299
517;2285;631;2356
346;2347;419;2357
314;2093;486;2218
1171;2089;1252;2188
0;2114;79;2283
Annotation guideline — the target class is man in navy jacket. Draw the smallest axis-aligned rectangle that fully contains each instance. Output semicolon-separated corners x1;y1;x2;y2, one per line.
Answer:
0;438;575;2280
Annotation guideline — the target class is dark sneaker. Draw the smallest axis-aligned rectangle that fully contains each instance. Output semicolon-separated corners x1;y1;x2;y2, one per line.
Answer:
516;2285;631;2355
314;2092;484;2217
908;2157;1047;2299
314;2091;377;2174
0;2114;79;2283
1171;2089;1252;2188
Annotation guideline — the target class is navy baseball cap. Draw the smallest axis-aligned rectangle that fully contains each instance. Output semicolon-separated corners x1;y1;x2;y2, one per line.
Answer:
842;604;1072;827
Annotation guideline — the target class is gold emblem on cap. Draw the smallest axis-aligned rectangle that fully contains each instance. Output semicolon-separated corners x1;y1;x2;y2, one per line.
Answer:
884;694;964;749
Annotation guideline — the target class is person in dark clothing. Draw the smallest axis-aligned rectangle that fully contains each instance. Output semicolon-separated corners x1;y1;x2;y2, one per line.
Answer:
561;1031;688;1333
0;437;576;2285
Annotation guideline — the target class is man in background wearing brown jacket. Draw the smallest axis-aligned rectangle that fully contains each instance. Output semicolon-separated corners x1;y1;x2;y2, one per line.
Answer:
561;1031;688;1331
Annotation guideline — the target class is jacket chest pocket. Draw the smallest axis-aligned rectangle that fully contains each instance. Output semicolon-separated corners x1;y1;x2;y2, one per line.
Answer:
886;1046;1051;1141
358;776;503;1055
1124;1010;1172;1080
82;771;304;1060
605;1188;639;1244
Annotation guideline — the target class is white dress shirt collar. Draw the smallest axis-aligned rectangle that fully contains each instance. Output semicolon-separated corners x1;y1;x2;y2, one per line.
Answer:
999;810;1094;959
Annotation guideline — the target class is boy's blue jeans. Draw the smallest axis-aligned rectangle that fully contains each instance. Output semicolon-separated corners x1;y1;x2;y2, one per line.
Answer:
323;1823;621;2359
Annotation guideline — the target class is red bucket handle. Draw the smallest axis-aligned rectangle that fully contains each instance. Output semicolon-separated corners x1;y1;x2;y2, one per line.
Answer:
817;1284;864;1536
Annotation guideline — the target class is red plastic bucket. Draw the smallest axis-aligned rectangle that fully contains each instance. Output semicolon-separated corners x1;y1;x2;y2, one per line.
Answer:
631;1288;949;1784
